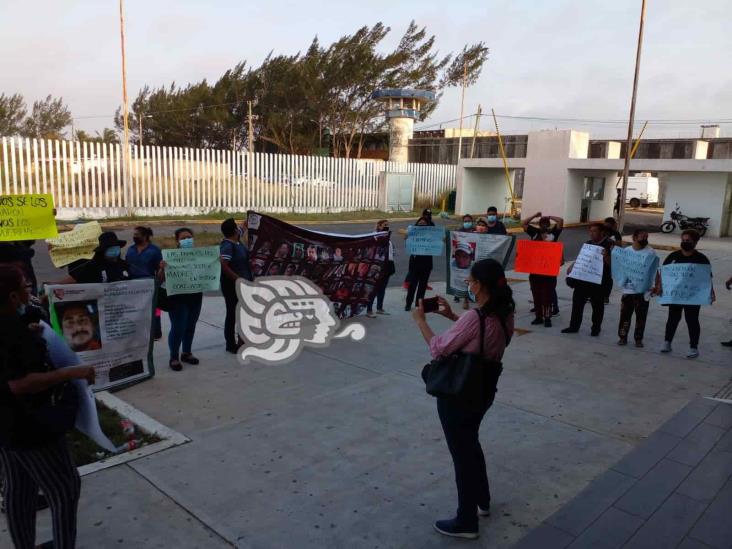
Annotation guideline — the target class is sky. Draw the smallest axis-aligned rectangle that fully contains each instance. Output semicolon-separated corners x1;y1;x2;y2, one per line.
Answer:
2;0;731;139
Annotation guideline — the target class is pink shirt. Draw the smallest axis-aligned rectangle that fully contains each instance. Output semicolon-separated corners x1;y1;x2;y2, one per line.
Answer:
429;310;514;361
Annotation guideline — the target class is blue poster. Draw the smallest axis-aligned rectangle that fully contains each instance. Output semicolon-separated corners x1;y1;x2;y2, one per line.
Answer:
659;263;713;305
611;247;659;294
406;225;445;256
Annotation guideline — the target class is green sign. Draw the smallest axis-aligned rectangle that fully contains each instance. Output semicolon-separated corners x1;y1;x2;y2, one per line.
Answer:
162;246;221;295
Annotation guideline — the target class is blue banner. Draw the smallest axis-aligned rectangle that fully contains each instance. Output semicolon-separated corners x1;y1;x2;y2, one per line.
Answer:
611;247;659;294
659;263;713;305
406;225;445;256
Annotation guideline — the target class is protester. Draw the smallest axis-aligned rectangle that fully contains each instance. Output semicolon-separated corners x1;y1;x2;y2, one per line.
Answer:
403;209;435;289
562;223;612;336
617;230;657;347
13;241;38;296
0;265;95;549
404;216;434;311
723;275;732;347
484;206;507;235
654;229;714;358
474;218;488;233
160;228;203;371
220;218;253;353
126;226;164;339
522;212;564;327
366;220;395;318
412;259;514;539
601;217;623;303
58;232;131;284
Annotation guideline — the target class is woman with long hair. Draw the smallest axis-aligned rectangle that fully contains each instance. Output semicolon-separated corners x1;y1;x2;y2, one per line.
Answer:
412;258;515;539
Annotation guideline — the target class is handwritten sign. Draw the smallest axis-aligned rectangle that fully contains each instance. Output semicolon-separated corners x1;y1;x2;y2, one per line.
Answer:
611;247;659;294
162;246;221;295
568;243;604;285
406;225;445;256
515;240;563;276
0;194;57;241
47;221;102;267
659;263;713;305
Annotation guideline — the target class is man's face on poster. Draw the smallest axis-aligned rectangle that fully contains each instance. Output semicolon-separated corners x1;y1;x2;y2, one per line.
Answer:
455;249;472;269
61;306;95;351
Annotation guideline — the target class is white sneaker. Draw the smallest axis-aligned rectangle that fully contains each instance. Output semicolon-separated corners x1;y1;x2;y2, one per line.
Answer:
366;311;376;318
660;341;672;353
686;347;699;359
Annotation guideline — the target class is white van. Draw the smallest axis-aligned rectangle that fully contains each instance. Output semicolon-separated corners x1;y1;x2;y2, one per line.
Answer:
626;175;659;208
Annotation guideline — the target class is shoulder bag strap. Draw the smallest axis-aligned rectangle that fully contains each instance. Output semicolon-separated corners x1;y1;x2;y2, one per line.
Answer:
475;308;485;355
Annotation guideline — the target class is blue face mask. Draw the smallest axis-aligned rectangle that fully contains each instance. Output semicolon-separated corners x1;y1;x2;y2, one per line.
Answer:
463;222;473;229
179;238;194;249
104;246;121;260
487;215;497;223
468;288;476;302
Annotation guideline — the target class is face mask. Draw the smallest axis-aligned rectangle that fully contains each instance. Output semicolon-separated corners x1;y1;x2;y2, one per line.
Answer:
680;241;695;252
476;226;487;233
16;303;27;317
637;239;648;248
467;287;476;302
132;237;143;245
179;238;194;249
104;246;121;259
382;226;389;232
463;222;473;229
487;215;497;223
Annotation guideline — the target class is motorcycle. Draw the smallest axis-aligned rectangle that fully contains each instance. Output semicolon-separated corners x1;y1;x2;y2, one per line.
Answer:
660;204;709;237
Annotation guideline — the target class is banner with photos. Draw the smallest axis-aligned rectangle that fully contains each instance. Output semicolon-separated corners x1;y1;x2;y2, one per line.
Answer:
446;231;515;297
246;211;390;318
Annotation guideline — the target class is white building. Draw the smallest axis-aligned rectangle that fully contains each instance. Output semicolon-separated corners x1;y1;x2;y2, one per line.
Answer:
455;129;732;237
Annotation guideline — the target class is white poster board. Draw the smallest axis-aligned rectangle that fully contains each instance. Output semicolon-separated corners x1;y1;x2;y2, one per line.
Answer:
568;243;604;285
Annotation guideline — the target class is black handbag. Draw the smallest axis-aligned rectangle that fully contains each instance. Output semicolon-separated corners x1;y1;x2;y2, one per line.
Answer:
387;260;396;276
421;310;507;411
29;381;79;437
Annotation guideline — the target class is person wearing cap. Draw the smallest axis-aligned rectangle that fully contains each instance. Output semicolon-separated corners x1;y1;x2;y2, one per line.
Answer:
484;207;507;235
522;212;564;327
57;232;130;284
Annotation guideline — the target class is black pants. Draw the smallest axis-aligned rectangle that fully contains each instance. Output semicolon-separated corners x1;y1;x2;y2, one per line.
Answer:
0;437;80;549
618;294;650;342
437;398;490;529
569;283;605;332
222;280;240;349
665;305;701;348
405;269;431;309
367;274;391;312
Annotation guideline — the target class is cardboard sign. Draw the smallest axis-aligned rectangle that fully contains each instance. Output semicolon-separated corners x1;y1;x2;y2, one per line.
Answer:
406;225;445;256
568;243;604;285
162;246;221;295
0;194;57;241
514;240;564;277
659;263;713;305
47;221;102;268
611;246;659;294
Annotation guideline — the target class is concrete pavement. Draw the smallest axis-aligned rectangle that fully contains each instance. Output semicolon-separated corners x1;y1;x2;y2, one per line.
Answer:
4;235;730;549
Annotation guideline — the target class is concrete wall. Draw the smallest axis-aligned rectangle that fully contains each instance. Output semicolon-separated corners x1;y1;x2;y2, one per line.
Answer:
662;172;730;237
456;167;513;215
388;117;415;164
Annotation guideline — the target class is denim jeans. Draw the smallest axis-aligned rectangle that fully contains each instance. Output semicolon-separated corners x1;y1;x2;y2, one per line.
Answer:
437;397;491;529
367;274;391;312
167;293;203;359
221;280;239;349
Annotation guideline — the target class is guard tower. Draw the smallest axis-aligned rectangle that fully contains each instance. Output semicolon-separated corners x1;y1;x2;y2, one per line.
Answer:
371;88;435;163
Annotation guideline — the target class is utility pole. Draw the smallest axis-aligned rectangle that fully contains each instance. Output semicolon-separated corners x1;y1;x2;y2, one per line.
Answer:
470;104;482;159
247;100;254;187
119;0;131;211
456;61;467;164
618;0;647;232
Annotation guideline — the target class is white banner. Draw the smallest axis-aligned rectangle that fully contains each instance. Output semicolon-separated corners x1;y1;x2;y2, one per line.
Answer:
447;232;515;295
568;243;604;285
47;279;155;391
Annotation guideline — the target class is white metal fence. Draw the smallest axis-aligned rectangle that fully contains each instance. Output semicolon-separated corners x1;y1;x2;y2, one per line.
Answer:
0;137;456;219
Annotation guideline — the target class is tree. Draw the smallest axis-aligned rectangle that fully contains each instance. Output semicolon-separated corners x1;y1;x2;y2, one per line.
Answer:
21;95;72;139
74;128;118;144
0;93;26;136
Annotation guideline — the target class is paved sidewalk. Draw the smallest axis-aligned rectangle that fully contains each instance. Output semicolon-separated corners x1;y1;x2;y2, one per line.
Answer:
2;244;731;548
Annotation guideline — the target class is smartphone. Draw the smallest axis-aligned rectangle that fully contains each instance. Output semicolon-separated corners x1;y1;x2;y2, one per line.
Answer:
422;296;439;313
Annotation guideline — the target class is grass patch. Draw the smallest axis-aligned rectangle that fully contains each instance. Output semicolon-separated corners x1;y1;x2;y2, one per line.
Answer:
67;401;161;467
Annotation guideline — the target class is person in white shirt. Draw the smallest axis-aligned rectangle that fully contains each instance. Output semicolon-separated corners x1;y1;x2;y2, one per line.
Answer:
367;220;395;317
617;229;657;347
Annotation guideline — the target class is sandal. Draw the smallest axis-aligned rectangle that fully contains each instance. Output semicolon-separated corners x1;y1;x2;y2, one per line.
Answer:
169;359;182;371
181;353;199;365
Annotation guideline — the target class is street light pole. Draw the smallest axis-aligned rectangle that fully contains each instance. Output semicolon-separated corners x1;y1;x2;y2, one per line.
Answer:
119;0;131;211
618;0;647;232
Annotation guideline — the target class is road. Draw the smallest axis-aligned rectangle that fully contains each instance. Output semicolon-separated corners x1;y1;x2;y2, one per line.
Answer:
29;210;663;288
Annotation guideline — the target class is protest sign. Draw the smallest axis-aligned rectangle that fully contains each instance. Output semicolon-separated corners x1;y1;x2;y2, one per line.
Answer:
446;231;515;296
514;240;563;277
659;263;713;305
47;221;102;267
568;243;604;285
611;247;659;294
0;194;57;241
246;211;390;318
406;225;445;256
47;279;155;391
162;246;221;295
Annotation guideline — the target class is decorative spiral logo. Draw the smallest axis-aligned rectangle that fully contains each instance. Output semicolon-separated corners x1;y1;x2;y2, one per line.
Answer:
235;276;366;365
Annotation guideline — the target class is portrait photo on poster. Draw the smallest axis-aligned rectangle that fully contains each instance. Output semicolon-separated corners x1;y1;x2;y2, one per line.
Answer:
56;299;103;353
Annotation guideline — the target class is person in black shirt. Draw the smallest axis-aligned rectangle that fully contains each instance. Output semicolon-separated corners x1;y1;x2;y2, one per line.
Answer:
0;265;95;549
405;217;434;311
522;212;564;326
653;229;715;358
485;206;507;235
601;217;623;303
58;232;131;284
562;223;612;336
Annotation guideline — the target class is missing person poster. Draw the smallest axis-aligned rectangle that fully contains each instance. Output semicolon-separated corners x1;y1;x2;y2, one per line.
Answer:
46;279;155;391
246;211;390;318
446;231;515;296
